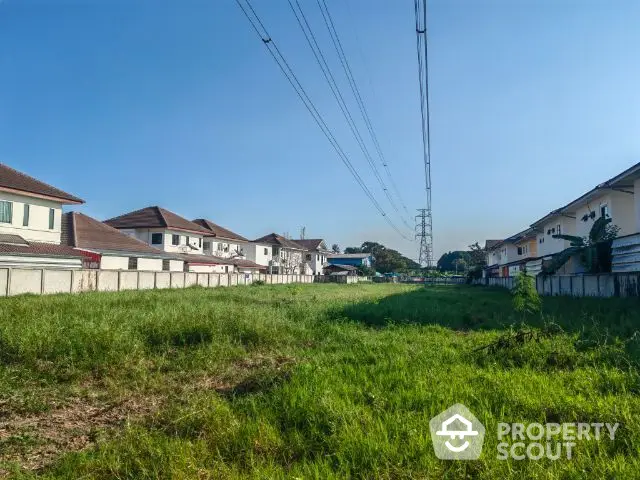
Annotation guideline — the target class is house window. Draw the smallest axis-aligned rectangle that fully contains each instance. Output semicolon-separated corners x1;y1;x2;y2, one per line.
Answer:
601;204;609;218
186;236;190;245
305;253;312;261
199;238;202;248
224;266;229;273
217;243;223;251
264;247;268;255
128;257;138;270
48;208;55;229
162;259;170;271
172;234;180;246
0;201;12;224
203;241;211;252
517;247;523;255
557;224;561;235
22;204;29;227
151;233;163;245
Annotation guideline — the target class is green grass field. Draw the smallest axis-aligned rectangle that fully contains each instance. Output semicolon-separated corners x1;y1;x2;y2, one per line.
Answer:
0;283;638;479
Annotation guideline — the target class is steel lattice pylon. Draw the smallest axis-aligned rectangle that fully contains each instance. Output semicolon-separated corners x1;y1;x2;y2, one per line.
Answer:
416;208;433;267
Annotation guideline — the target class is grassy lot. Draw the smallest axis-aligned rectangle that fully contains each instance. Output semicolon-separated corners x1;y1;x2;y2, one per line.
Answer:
0;283;638;479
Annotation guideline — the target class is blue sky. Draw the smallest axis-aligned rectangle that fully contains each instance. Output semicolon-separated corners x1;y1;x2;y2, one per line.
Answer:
0;0;638;261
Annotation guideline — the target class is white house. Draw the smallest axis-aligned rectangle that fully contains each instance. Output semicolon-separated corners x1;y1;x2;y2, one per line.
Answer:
291;238;331;275
62;212;184;271
0;163;85;268
105;206;214;256
105;206;234;273
252;233;311;274
192;218;250;258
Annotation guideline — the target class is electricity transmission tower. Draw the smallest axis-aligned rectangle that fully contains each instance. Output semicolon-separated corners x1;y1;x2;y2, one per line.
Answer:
416;208;433;267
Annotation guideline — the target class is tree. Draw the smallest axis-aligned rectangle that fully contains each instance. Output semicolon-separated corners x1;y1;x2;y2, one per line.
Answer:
343;241;419;274
331;243;340;253
467;242;487;269
452;258;467;274
465;242;488;283
437;251;470;272
543;217;620;275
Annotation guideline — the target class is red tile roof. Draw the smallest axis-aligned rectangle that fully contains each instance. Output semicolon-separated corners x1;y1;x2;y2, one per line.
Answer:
0;163;84;204
192;219;248;242
0;239;84;258
104;206;211;235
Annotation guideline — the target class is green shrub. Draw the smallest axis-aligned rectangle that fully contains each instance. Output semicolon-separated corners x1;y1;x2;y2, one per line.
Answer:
512;271;542;315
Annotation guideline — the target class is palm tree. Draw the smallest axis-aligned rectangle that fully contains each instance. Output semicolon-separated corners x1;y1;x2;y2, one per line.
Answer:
543;216;620;275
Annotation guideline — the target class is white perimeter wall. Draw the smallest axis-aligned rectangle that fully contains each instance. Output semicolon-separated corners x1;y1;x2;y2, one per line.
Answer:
0;268;321;297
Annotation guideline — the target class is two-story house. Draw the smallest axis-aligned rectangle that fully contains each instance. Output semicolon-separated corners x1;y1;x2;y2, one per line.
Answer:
192;218;264;273
104;206;234;273
0;164;85;268
62;212;184;271
252;233;310;274
291;238;331;275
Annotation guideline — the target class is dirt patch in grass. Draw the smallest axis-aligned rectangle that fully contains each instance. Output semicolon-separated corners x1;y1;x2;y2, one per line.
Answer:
0;395;162;473
0;353;297;474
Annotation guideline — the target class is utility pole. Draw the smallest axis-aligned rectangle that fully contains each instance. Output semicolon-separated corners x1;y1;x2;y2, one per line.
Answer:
416;208;433;268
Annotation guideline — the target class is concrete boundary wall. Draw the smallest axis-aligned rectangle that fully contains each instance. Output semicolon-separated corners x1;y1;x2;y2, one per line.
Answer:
0;269;372;297
477;273;640;298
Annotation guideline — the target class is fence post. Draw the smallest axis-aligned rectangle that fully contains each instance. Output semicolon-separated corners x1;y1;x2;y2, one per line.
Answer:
117;271;122;291
40;268;45;295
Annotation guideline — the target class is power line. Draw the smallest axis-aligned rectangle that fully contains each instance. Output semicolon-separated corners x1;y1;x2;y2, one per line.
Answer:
235;0;409;240
414;0;434;267
316;0;414;225
288;0;412;232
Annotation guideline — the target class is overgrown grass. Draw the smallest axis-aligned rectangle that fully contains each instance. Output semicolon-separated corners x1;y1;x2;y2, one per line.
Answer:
0;284;639;478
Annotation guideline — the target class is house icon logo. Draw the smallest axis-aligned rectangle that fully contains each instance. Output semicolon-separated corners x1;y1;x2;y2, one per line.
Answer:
429;404;485;460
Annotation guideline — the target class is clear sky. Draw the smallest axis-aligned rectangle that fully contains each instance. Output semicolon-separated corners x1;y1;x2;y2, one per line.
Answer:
1;0;638;261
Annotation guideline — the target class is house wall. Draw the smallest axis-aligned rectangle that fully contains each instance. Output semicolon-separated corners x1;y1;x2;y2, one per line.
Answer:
204;239;247;259
122;228;205;256
304;250;328;275
535;216;576;257
243;243;272;266
100;256;130;270
574;191;635;239
496;244;518;266
169;260;184;272
137;258;163;271
634;179;640;233
0;192;64;244
186;264;232;273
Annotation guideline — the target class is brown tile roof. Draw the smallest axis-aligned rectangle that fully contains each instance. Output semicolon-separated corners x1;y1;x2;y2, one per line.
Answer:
252;233;305;250
291;239;326;251
0;163;84;204
62;212;177;257
0;240;84;258
192;219;248;242
0;234;29;246
104;206;211;235
231;258;264;269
